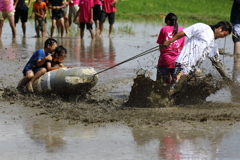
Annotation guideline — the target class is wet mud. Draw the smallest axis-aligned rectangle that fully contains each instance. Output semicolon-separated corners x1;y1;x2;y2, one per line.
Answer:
2;73;240;128
126;73;219;108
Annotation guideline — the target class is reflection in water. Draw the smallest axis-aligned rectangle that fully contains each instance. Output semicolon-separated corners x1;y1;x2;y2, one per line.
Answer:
25;120;66;153
159;134;181;160
0;38;17;59
35;38;45;51
68;37;116;69
131;122;228;160
2;103;240;159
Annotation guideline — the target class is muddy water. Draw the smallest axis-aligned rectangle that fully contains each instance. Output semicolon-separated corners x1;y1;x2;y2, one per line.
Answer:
1;20;240;159
1;103;240;159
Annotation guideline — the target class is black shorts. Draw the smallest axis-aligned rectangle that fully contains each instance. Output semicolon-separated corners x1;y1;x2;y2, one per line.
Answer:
100;11;115;24
52;10;64;20
79;22;93;30
15;7;28;23
93;5;102;21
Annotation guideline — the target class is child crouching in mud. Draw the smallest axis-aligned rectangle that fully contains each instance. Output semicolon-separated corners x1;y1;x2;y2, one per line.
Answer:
18;38;58;93
45;45;70;71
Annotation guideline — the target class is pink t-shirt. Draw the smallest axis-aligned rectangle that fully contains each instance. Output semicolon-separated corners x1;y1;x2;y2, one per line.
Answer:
0;0;14;12
78;0;94;23
94;0;102;5
102;0;116;13
156;26;185;68
69;0;80;6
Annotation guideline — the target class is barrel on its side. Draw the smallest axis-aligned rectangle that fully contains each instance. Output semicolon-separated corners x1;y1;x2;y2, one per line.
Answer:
32;67;98;94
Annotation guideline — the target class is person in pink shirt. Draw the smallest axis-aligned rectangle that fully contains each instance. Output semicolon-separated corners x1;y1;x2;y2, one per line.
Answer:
0;0;17;38
99;0;121;37
93;0;102;33
156;13;185;85
68;0;79;29
74;0;94;39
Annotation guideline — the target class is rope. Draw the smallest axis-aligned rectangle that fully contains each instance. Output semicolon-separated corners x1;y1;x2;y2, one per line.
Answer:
93;45;159;76
232;32;240;40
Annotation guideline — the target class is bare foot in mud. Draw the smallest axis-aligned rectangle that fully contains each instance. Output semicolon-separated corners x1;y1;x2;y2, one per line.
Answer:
26;83;34;93
16;87;24;93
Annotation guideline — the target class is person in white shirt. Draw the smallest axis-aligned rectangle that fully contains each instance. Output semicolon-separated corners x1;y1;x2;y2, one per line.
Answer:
162;21;232;96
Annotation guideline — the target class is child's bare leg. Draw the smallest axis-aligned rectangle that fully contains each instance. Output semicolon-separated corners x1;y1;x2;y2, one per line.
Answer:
95;20;99;33
41;30;45;37
8;16;16;38
64;16;69;34
99;21;104;36
80;28;84;39
27;68;47;92
234;42;240;55
36;29;40;37
51;20;57;37
0;20;3;37
17;71;34;88
108;24;113;37
58;18;64;37
21;22;26;37
89;29;95;39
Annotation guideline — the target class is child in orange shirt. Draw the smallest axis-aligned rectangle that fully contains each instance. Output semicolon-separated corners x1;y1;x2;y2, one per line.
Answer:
32;0;47;37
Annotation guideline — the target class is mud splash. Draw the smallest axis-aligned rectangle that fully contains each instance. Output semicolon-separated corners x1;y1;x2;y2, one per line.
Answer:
126;73;219;107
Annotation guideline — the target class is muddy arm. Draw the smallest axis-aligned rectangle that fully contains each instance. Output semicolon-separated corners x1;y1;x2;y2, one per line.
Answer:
211;60;233;83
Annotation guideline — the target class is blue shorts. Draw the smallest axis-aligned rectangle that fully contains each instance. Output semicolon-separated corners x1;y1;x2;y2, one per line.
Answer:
157;67;174;75
22;67;44;76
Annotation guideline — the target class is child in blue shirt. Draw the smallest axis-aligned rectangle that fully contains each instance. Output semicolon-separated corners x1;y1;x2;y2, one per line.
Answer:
18;38;58;92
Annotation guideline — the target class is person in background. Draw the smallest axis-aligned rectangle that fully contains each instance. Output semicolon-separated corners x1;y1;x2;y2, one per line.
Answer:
93;0;102;33
48;0;66;37
68;0;79;30
99;0;121;37
14;0;32;37
230;0;240;54
17;38;58;92
0;0;17;38
156;13;185;85
61;0;70;34
74;0;95;39
32;0;47;37
162;21;232;96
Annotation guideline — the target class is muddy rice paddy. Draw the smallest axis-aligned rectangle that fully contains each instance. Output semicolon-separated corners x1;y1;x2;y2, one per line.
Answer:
1;20;240;159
